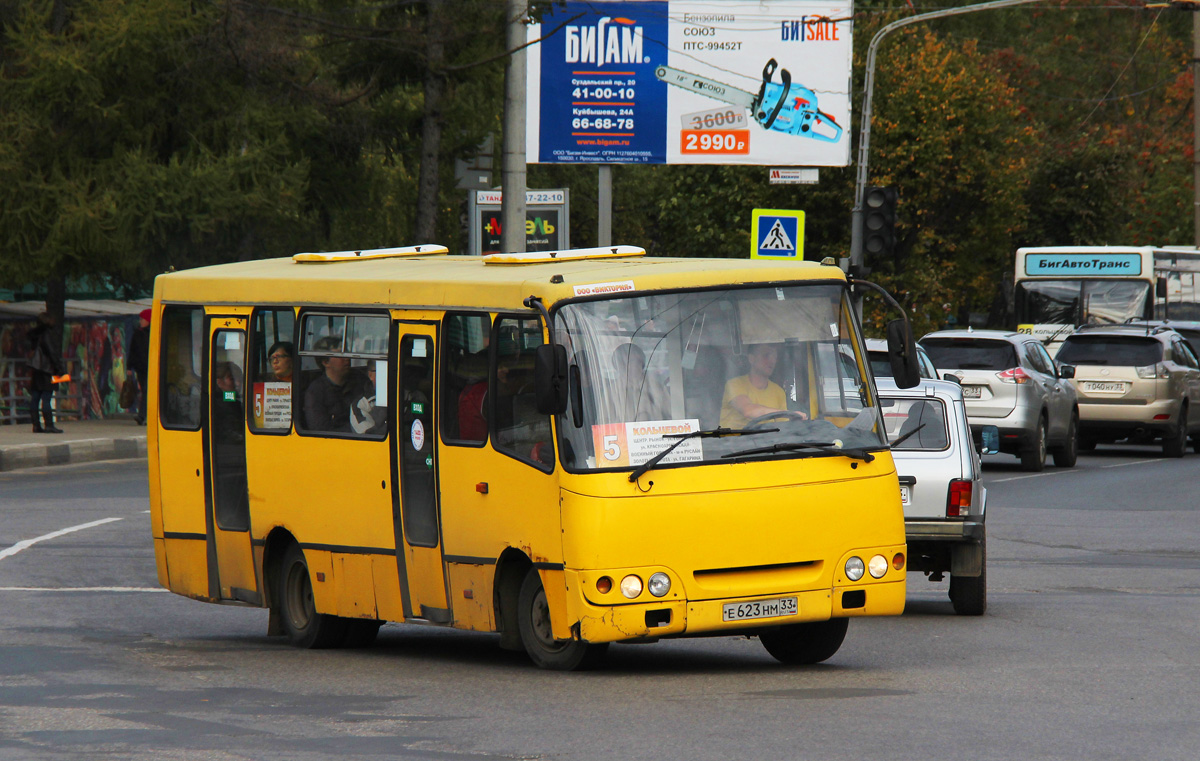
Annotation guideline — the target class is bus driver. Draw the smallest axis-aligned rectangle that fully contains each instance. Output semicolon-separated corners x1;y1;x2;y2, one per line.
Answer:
719;343;806;428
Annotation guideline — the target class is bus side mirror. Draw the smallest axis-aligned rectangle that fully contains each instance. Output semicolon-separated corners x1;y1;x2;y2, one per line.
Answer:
534;344;569;415
886;318;922;389
1156;277;1168;299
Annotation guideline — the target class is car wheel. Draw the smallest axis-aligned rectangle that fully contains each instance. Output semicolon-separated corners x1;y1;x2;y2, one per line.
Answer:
517;569;607;670
949;539;987;616
759;618;849;665
1020;416;1047;472
1163;404;1188;458
1052;412;1079;468
276;543;347;649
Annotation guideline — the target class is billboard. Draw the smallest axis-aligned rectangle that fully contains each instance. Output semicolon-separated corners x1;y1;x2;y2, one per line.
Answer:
527;0;853;167
467;189;570;256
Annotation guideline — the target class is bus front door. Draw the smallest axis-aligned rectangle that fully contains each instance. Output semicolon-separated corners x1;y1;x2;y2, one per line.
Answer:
207;318;259;604
393;326;450;622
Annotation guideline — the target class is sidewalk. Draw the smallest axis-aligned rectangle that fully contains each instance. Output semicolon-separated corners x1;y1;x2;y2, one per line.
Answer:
0;417;147;472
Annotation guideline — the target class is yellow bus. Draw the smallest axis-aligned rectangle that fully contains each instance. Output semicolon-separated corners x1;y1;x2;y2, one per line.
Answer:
147;244;918;669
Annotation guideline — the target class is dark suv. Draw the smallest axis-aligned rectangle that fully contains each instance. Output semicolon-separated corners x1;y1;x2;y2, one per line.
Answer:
1056;325;1200;456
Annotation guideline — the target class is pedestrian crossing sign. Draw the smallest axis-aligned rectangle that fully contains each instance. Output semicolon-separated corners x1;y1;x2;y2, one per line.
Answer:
751;209;805;260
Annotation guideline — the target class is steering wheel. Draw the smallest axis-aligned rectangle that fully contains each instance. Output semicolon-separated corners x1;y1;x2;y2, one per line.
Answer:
745;410;809;428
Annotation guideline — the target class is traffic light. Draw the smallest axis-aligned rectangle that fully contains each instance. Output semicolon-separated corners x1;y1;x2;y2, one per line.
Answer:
863;186;899;268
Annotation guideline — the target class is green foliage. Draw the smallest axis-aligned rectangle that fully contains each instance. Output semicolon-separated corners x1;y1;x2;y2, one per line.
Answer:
2;0;1195;328
0;0;328;292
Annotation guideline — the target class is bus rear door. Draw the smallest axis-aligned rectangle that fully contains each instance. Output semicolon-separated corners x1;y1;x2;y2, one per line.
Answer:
393;323;450;622
207;317;259;604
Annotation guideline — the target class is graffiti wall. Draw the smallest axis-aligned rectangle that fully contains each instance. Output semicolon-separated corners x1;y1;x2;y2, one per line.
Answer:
1;314;141;423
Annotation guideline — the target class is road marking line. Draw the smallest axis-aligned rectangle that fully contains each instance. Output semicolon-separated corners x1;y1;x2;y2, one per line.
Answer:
0;586;166;593
992;470;1076;483
0;517;123;562
1100;458;1167;468
992;457;1170;482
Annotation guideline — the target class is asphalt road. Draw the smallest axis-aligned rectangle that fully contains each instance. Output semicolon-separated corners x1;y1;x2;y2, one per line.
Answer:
0;449;1197;761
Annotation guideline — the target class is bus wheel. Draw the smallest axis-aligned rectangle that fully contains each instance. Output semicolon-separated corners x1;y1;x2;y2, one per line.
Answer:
517;569;607;670
759;618;848;665
277;543;346;649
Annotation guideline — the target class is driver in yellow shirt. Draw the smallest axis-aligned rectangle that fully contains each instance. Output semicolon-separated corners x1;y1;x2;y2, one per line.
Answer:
719;343;807;428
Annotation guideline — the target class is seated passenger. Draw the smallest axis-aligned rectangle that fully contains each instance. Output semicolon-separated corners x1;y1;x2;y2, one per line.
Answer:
303;336;368;433
458;376;488;441
211;361;244;441
719;343;806;428
349;362;390;435
267;341;295;383
611;343;670;422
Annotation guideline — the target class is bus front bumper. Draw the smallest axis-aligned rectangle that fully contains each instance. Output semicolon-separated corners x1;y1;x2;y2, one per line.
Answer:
565;573;907;645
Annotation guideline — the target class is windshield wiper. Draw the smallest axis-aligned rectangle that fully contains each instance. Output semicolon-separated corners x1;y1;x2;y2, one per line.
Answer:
720;439;876;463
889;424;924;448
628;427;777;482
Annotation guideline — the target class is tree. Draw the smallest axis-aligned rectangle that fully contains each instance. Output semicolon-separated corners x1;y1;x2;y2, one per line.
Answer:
0;0;334;324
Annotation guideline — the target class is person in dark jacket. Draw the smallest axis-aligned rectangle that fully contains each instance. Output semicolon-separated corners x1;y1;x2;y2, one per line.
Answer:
25;311;65;434
127;309;151;425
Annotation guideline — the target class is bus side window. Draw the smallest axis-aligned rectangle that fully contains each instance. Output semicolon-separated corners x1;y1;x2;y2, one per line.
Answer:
493;316;553;469
294;312;389;438
248;308;296;433
159;306;203;429
442;312;491;444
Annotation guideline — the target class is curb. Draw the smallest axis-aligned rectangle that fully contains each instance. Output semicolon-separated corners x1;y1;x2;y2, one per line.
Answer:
0;437;148;473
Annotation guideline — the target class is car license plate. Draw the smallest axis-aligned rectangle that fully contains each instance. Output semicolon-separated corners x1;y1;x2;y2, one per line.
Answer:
722;597;798;622
1083;381;1126;393
900;485;911;505
961;385;983;399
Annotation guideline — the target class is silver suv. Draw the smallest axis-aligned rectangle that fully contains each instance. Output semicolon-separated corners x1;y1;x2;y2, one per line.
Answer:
920;330;1079;471
1056;325;1200;456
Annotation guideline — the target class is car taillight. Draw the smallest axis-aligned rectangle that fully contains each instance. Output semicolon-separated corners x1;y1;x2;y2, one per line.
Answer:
1136;363;1169;379
996;367;1030;384
947;479;972;517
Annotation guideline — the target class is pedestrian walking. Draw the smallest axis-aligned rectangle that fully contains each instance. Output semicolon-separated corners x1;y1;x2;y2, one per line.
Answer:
25;311;65;434
128;309;151;425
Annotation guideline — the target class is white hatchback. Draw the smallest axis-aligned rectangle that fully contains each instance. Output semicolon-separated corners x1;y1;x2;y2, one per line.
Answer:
878;378;992;615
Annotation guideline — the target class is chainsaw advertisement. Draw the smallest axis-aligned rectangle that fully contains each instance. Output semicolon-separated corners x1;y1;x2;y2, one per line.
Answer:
526;0;853;167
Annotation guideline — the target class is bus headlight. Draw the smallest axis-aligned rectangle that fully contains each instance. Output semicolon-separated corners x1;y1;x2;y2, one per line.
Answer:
620;575;643;598
868;554;889;579
647;572;671;597
845;556;865;581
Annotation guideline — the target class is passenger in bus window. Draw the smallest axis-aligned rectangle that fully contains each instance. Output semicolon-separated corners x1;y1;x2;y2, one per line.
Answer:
304;336;367;433
458;375;488;441
267;341;295;383
611;343;670;422
212;361;244;440
719;343;805;428
349;361;389;435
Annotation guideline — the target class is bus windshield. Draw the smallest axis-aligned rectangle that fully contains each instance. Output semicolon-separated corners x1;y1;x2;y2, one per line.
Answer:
1014;279;1151;327
554;283;887;472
